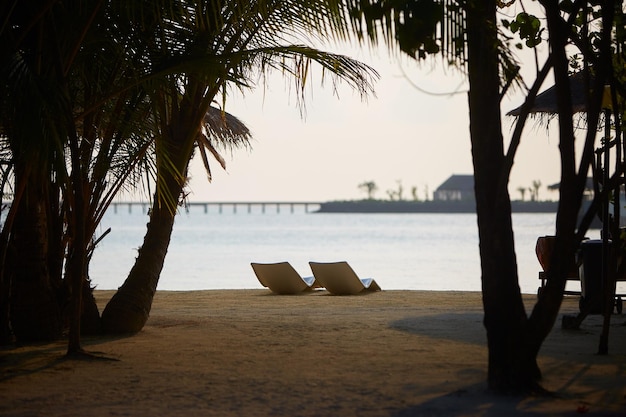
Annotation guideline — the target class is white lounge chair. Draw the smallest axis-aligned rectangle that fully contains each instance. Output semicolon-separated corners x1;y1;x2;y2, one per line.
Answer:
309;261;381;295
251;262;320;294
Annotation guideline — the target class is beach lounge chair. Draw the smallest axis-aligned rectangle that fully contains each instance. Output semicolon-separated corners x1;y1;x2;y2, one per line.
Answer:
309;261;381;295
251;262;320;295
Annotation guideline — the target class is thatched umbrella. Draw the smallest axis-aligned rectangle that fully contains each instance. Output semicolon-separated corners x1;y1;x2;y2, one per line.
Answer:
547;177;596;195
506;70;605;210
506;70;597;116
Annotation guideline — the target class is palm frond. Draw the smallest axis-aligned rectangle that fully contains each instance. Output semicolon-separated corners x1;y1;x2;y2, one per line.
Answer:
196;106;252;182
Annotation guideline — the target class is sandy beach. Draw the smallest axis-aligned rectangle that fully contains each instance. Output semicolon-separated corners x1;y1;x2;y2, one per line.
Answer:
1;290;625;416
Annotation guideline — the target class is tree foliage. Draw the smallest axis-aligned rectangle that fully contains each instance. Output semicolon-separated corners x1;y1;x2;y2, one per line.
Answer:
0;0;378;348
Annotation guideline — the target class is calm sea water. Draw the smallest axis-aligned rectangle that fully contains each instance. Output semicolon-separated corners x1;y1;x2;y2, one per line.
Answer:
89;205;603;294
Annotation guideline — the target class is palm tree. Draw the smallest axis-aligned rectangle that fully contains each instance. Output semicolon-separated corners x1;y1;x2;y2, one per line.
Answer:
531;179;542;201
358;181;378;199
0;0;198;348
0;1;81;343
0;1;162;350
100;0;378;334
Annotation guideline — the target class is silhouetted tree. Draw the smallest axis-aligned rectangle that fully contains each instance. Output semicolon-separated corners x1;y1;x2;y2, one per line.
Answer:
531;180;542;201
349;0;623;392
358;180;378;199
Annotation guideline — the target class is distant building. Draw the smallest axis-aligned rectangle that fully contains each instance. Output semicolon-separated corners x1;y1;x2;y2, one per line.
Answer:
434;174;474;201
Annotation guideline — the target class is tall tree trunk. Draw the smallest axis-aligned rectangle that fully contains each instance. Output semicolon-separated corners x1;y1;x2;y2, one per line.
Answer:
9;171;62;342
101;178;180;334
466;0;535;391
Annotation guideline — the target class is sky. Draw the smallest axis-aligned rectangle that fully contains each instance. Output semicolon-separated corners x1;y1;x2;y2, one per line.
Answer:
184;6;569;203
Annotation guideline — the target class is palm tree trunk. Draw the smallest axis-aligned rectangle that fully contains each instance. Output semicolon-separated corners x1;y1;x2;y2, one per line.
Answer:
9;172;62;342
101;80;208;334
101;181;179;334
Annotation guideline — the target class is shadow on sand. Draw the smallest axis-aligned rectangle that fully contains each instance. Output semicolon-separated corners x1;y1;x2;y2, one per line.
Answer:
388;313;626;416
390;312;486;345
390;383;624;417
0;334;126;382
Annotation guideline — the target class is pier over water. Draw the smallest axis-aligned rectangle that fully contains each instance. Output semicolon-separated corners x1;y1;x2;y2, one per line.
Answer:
110;201;322;214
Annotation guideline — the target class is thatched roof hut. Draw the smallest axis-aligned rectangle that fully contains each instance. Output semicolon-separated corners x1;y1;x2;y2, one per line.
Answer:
434;174;474;201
